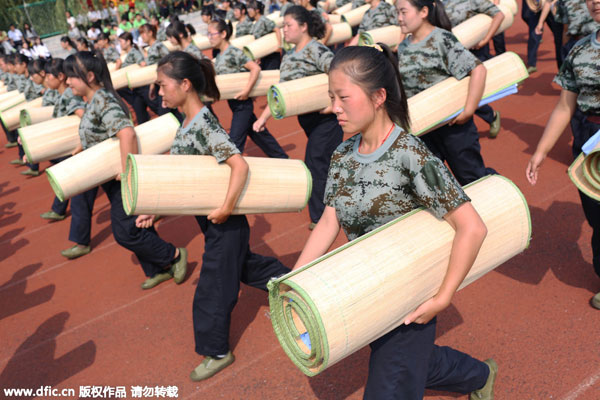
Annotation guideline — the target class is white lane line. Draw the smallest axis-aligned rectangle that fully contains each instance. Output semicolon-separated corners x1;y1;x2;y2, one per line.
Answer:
561;368;600;400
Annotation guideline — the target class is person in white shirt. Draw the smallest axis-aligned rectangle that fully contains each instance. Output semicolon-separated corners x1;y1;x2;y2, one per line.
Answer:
66;10;76;29
87;25;101;40
32;37;50;59
19;41;33;58
7;25;24;48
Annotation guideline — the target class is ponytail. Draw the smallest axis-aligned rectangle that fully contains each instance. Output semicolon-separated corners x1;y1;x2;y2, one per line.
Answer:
210;18;233;41
407;0;452;31
60;35;76;49
64;51;130;117
157;51;220;101
330;44;410;132
186;23;196;36
284;5;326;39
247;0;265;15
166;20;189;46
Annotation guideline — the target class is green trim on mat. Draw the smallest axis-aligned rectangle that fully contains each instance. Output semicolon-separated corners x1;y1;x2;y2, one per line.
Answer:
0;99;25;112
0;111;8;127
19;109;31;127
301;161;312;211
46;168;66;202
267;85;285;120
166;111;179;126
493;174;532;249
568;155;600;202
357;32;372;46
18;128;35;164
242;46;255;61
122;154;138;215
586;155;600;190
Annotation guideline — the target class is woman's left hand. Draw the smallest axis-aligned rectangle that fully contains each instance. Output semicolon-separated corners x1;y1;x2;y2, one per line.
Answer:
135;214;155;228
403;294;451;325
449;110;473;126
207;206;232;224
234;90;250;101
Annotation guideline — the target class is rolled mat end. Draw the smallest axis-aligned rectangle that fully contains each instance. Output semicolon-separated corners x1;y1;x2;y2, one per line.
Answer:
301;161;313;212
122;154;138;216
19;109;31;127
18;128;35;165
267;85;286;120
242;46;256;61
46;168;66;202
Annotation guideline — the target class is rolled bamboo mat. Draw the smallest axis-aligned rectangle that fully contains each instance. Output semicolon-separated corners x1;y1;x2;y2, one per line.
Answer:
0;85;7;94
0;97;44;131
498;4;515;32
568;138;600;202
162;40;178;51
0;89;21;103
268;74;330;119
192;34;213;50
332;3;352;15
122;155;311;215
111;64;141;90
243;32;281;60
217;70;281;100
230;34;255;49
319;0;337;12
18;115;81;163
107;62;117;72
128;64;158;88
409;52;528;136
326;23;353;45
341;4;370;27
46;113;180;202
268;174;531;376
327;14;343;24
451;5;514;50
267;10;280;19
496;0;518;15
19;106;54;127
0;92;26;112
358;25;402;46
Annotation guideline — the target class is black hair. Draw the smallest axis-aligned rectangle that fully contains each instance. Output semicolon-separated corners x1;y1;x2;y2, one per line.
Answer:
44;57;65;78
121;12;130;22
76;37;91;50
139;23;157;38
60;36;76;49
284;5;326;39
309;0;319;8
15;53;29;65
330;45;410;132
233;2;247;14
186;23;196;36
118;31;139;50
157;51;220;101
64;51;130;116
405;0;452;31
27;58;46;76
166;20;190;46
210;18;233;41
201;5;215;17
247;0;264;14
97;32;110;42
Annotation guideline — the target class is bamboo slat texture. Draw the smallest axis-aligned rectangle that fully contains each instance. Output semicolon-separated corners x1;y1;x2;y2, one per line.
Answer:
18;115;81;163
326;23;353;45
111;64;141;90
268;175;531;376
122;155;312;215
0;97;43;131
341;4;370;27
568;141;600;202
358;25;402;46
19;106;55;127
268;74;330;119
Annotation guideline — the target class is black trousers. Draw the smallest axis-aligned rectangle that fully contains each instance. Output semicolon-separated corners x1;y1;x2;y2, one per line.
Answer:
227;98;287;158
2;119;17;142
297;112;343;223
260;51;281;71
49;155;70;215
192;215;290;356
571;109;600;279
118;87;149;125
421;119;496;185
491;33;506;55
363;318;489;400
68;180;176;277
561;36;581;65
470;48;496;127
141;84;184;122
521;1;563;69
18;142;39;171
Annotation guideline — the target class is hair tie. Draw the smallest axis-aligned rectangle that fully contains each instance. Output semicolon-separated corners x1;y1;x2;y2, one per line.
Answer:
365;43;383;52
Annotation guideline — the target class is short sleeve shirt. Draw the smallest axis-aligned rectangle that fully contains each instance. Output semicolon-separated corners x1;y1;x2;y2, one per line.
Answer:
16;74;28;93
554;32;600;115
6;73;17;91
358;1;398;34
397;28;480;97
251;15;275;38
42;88;59;107
157;26;167;42
280;39;334;81
146;40;170;65
554;0;599;36
352;0;366;9
52;87;86;118
170;106;240;162
122;47;145;67
184;42;206;59
23;80;44;101
103;46;121;63
324;126;470;240
214;45;250;74
235;19;254;36
442;0;500;27
226;8;237;21
78;89;133;150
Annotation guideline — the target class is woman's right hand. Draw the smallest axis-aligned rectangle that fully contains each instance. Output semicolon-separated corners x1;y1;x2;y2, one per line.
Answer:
253;117;266;132
534;25;543;36
526;152;546;185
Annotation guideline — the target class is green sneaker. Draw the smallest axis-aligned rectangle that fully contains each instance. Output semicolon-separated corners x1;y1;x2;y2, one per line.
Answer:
5;141;17;148
41;211;66;221
141;271;173;290
20;168;40;177
309;222;317;230
489;111;501;138
171;247;188;284
591;292;600;310
9;159;25;165
527;66;537;74
61;244;91;259
470;359;498;400
190;352;235;381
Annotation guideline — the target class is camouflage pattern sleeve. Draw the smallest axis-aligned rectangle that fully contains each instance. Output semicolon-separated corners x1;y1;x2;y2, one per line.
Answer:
103;46;120;63
23;79;44;101
336;0;351;8
351;0;366;9
558;0;600;36
251;16;275;38
64;89;86;116
226;8;236;21
235;19;254;36
42;88;59;107
146;41;170;65
6;74;17;91
358;2;398;34
553;0;568;24
471;0;500;17
442;0;498;26
16;75;27;93
184;43;206;60
122;47;145;67
280;40;334;81
157;26;167;42
78;89;133;149
214;46;250;74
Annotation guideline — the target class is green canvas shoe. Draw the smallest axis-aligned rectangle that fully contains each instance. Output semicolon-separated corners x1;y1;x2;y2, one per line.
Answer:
61;245;91;259
489;111;501;138
171;247;188;284
190;352;235;381
41;211;66;221
591;292;600;310
141;271;173;290
10;159;25;165
470;359;498;400
20;168;40;176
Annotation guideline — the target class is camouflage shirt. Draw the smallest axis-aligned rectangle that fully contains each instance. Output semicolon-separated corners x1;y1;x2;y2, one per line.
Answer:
184;42;206;60
15;74;28;93
122;47;145;67
22;79;44;101
352;0;366;9
280;39;334;81
103;46;121;63
42;88;59;107
324;126;470;240
280;2;293;15
251;15;275;38
358;1;398;34
170;106;240;162
554;0;599;37
146;40;170;65
336;0;351;9
6;73;17;91
52;87;86;118
157;26;167;42
441;0;500;27
214;45;250;74
226;8;237;21
554;32;600;115
397;27;480;97
235;19;254;37
78;88;133;150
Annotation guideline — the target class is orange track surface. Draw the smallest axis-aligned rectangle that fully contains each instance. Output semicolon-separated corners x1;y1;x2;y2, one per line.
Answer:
1;7;599;399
